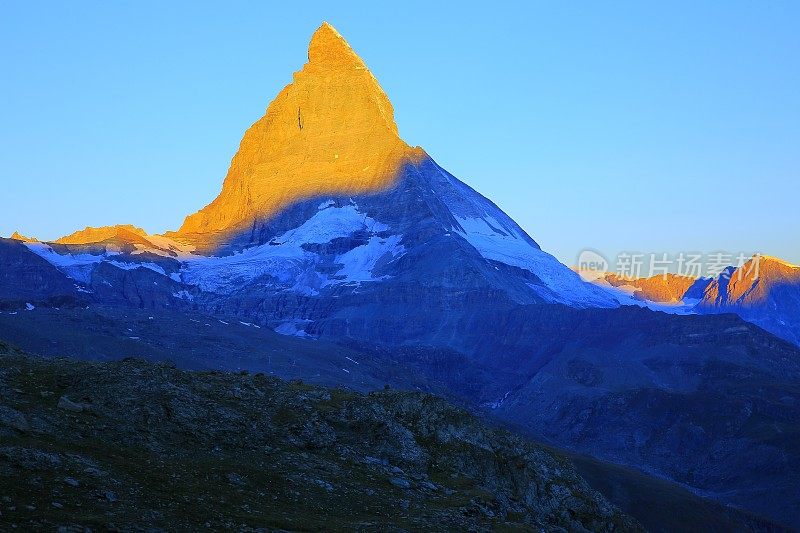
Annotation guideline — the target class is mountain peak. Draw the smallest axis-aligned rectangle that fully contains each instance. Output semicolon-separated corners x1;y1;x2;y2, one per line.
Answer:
9;231;38;243
307;22;363;68
55;224;149;245
174;22;422;241
758;254;799;270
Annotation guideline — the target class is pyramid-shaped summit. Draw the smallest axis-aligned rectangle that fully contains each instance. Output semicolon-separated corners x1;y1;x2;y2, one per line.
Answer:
176;22;423;239
307;22;370;69
167;22;614;310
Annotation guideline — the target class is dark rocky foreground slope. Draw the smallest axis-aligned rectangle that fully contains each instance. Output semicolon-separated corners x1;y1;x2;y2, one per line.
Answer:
0;342;639;532
2;307;799;530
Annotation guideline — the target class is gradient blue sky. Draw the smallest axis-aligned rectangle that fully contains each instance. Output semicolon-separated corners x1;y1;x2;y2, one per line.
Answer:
2;1;798;265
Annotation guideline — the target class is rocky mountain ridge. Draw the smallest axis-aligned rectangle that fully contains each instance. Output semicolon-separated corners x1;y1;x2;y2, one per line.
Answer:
587;256;800;346
0;342;640;531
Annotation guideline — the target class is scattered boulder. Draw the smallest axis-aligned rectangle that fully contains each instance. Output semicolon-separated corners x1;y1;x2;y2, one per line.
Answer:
0;405;30;432
389;477;411;489
57;396;89;413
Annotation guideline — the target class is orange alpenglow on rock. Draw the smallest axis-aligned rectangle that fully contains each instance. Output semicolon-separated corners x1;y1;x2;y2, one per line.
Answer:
704;255;800;306
601;272;699;303
174;22;424;241
55;224;151;245
9;231;39;243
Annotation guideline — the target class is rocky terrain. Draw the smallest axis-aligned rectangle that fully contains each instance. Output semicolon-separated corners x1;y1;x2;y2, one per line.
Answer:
0;341;639;532
490;306;800;529
3;294;800;528
174;22;424;242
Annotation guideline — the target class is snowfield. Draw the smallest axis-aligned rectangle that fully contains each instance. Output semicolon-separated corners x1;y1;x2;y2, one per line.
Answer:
182;203;406;294
430;163;618;308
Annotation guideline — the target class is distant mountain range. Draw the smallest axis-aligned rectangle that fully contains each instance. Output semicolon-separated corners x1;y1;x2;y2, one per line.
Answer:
2;22;798;529
587;255;800;346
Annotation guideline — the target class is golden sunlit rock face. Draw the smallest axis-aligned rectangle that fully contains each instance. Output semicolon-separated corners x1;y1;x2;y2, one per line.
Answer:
602;272;697;303
704;256;800;306
55;224;150;245
10;231;38;243
174;22;423;242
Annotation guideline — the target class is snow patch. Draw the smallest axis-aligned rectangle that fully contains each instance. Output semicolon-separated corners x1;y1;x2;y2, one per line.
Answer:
182;205;396;294
483;390;512;409
172;290;194;301
327;235;405;284
107;260;166;276
593;280;700;315
24;242;177;283
24;243;119;283
453;215;615;307
275;319;313;338
181;242;313;293
273;204;387;246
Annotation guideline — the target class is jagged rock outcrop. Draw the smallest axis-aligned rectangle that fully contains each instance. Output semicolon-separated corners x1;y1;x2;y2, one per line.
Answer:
9;231;38;243
700;255;799;308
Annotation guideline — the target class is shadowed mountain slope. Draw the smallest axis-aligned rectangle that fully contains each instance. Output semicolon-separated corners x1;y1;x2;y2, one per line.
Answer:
0;342;640;531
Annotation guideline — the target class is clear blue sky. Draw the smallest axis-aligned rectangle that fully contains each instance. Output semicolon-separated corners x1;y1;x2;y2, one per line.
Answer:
2;1;798;265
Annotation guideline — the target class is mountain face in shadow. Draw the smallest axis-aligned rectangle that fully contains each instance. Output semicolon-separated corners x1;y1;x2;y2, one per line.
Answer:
0;343;642;531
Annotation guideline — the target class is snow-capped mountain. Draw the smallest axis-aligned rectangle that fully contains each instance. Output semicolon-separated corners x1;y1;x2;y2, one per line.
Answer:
588;257;800;346
5;21;616;337
10;151;616;341
175;156;617;306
